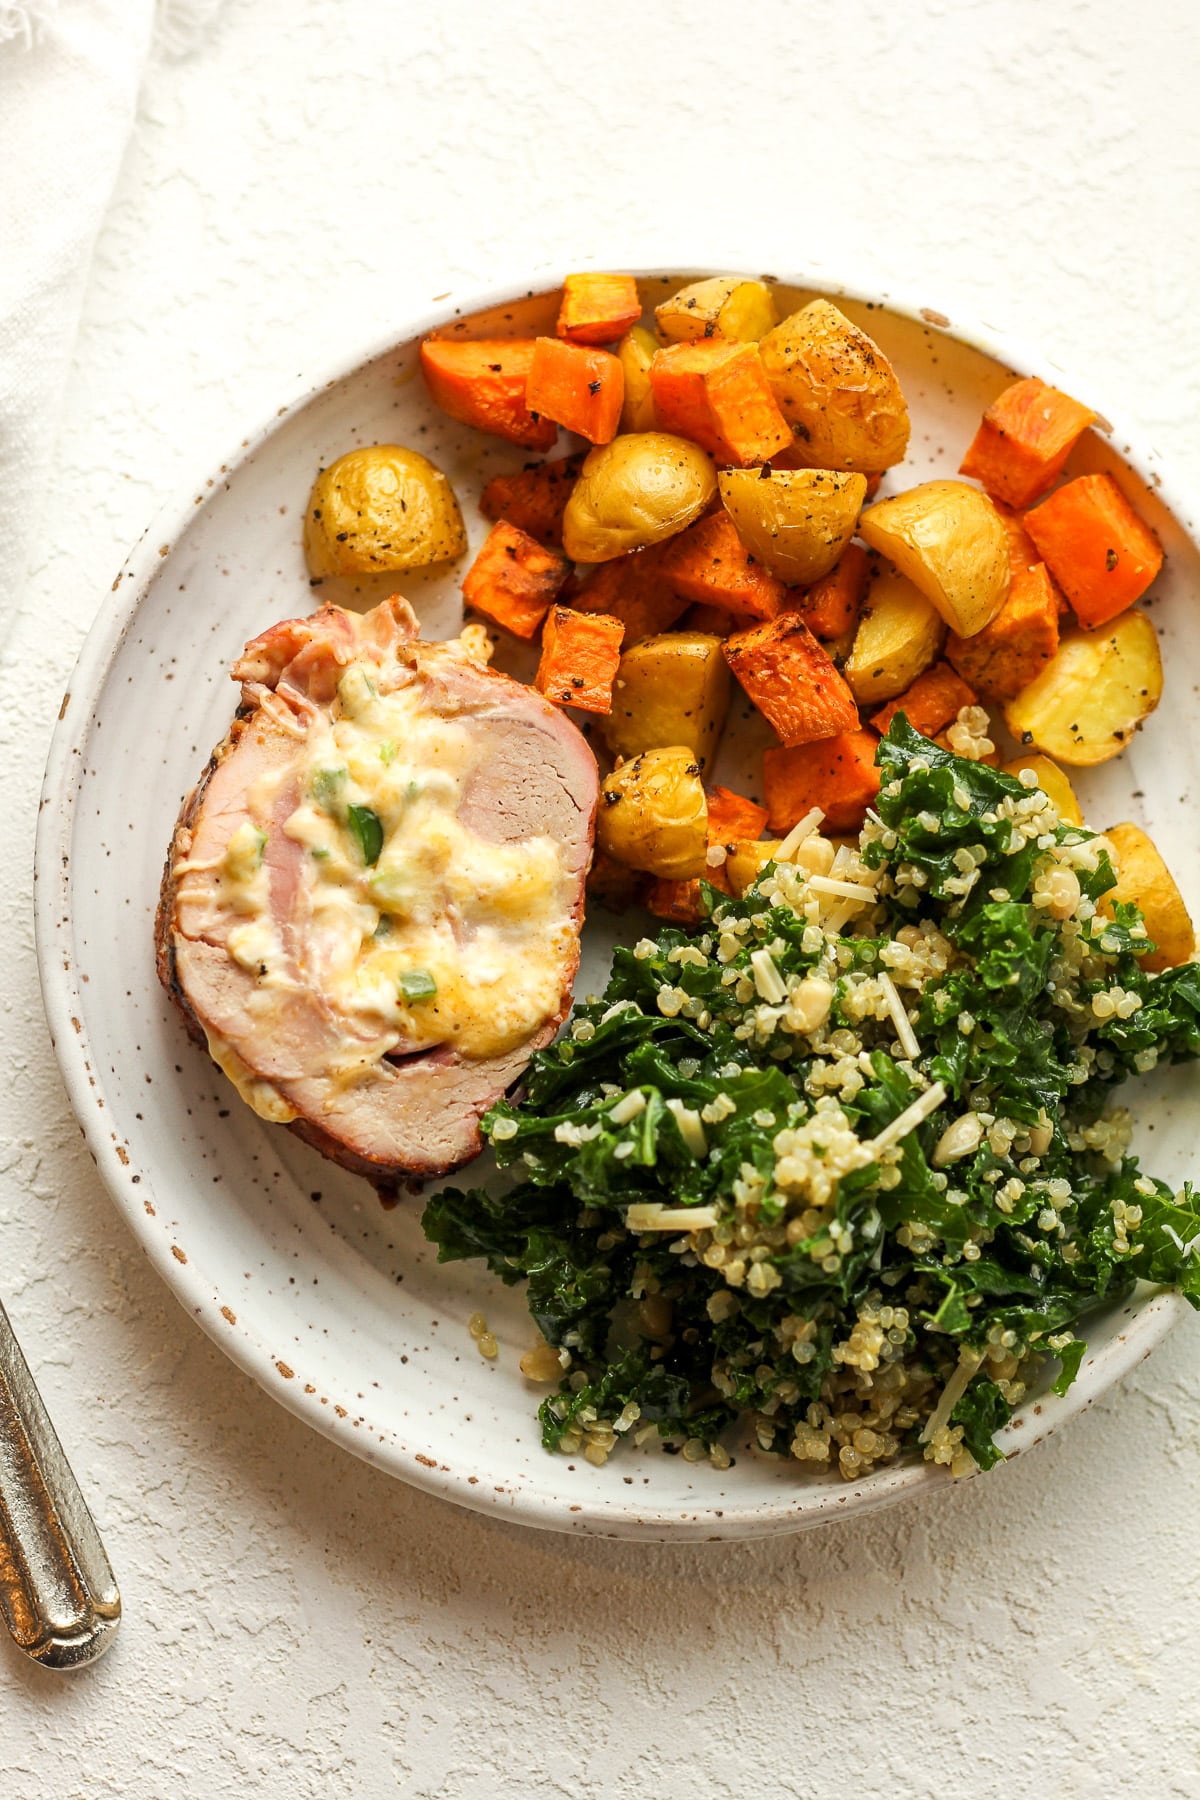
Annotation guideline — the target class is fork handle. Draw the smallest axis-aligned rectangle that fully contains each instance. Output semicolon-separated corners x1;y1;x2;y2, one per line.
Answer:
0;1298;120;1669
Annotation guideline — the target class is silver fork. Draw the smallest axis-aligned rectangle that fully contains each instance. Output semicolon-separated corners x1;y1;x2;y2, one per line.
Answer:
0;1298;120;1668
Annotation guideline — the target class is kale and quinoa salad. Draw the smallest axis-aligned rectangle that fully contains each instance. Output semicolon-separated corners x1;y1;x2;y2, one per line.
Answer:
423;721;1200;1482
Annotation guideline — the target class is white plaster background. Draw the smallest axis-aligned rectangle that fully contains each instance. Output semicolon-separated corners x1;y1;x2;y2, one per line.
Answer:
2;1;1200;1794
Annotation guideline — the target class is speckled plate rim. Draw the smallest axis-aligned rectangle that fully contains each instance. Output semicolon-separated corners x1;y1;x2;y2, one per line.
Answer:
34;263;1195;1540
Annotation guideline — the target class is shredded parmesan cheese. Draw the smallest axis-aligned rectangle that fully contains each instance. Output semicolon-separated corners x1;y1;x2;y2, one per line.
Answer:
776;808;825;861
626;1202;720;1232
749;949;787;1004
920;1345;985;1444
808;874;878;903
665;1097;708;1158
869;1080;948;1154
877;970;920;1061
608;1089;647;1126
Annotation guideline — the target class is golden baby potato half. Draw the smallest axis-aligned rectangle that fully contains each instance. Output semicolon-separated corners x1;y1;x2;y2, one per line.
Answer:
562;432;717;563
1102;822;1195;972
597;745;709;879
757;298;910;472
304;445;467;578
858;480;1010;638
718;467;867;586
1004;609;1163;766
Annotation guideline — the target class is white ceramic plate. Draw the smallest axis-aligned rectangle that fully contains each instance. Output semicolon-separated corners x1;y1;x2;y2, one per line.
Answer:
36;270;1200;1540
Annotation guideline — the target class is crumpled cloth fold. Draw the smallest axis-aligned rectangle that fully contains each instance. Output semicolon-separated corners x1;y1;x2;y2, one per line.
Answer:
0;1;156;635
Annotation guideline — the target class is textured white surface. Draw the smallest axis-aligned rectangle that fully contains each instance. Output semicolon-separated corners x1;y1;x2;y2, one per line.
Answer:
3;0;1200;1792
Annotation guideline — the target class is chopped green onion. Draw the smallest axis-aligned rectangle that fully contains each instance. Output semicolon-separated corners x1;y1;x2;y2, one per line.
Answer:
374;915;392;939
311;767;347;811
379;741;398;766
347;804;384;866
398;968;437;1003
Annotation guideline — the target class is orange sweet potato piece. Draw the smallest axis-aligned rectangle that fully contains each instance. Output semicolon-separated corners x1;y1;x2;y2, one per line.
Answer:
655;511;788;623
997;500;1068;610
419;338;557;450
461;521;570;639
572;542;689;644
723;613;859;746
534;605;624;714
763;731;881;835
871;661;978;738
556;274;642;346
1022;473;1163;629
800;543;870;640
706;784;769;848
649;339;792;466
647;784;769;923
945;558;1060;700
646;876;708;924
479;452;585;548
526;338;623;444
960;376;1096;509
680;601;737;637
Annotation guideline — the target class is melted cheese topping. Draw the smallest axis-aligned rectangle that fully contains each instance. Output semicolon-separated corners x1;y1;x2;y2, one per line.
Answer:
204;1031;299;1124
216;654;576;1063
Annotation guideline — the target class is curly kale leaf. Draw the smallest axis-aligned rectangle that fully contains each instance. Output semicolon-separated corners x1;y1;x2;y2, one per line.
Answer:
538;1350;699;1451
950;1376;1011;1470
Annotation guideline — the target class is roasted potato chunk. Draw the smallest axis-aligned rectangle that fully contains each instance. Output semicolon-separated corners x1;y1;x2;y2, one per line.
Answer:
561;432;717;563
757;299;910;472
858;480;1010;638
1004;609;1163;766
655;277;778;345
719;467;866;586
842;565;945;704
616;325;658;432
597;746;708;879
1001;754;1084;826
726;838;782;896
304;446;466;577
1102;822;1195;971
602;632;731;768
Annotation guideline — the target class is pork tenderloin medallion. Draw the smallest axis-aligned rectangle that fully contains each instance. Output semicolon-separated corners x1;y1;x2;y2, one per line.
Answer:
156;596;598;1187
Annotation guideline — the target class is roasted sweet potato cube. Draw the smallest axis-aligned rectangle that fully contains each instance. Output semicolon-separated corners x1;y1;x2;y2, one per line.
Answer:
556;274;643;346
419;338;557;450
680;601;738;637
534;606;624;714
1023;472;1163;629
705;784;769;848
723;613;859;746
646;876;708;924
763;731;881;835
461;521;570;639
960;376;1097;509
649;339;792;466
800;543;870;641
656;511;788;623
945;559;1060;701
871;661;978;739
526;338;623;444
479;452;585;548
572;542;690;645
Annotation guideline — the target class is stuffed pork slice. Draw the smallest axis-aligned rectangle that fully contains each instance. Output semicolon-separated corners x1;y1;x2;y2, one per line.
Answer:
156;597;598;1185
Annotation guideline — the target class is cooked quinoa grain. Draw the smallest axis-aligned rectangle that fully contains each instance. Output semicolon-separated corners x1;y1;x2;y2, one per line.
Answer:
425;720;1200;1481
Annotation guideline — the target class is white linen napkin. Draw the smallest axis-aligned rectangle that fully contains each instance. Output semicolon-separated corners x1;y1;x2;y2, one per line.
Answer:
0;0;156;637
